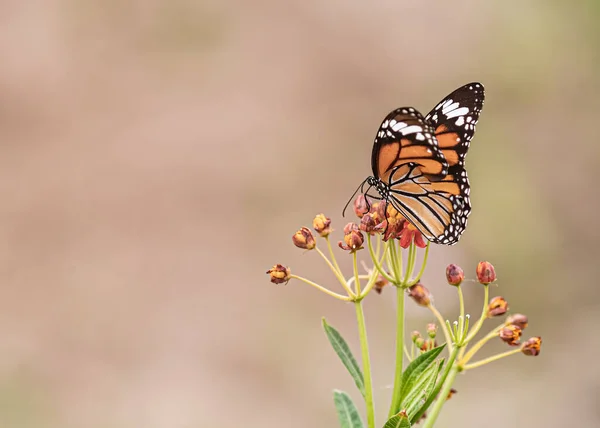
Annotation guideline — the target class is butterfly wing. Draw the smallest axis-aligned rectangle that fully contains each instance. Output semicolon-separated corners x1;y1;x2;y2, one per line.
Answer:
425;82;484;170
371;108;448;183
386;163;469;245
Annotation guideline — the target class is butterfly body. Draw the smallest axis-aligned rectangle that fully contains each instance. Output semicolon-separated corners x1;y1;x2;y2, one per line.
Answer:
366;82;485;245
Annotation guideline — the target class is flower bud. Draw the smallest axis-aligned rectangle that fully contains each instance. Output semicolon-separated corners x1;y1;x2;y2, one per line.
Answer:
266;264;291;284
338;223;364;252
506;314;529;330
476;261;497;285
426;323;437;339
374;274;388;294
414;336;425;350
420;339;437;351
411;330;422;343
292;227;316;250
359;213;378;234
446;264;464;286
487;296;509;317
498;325;522;346
521;336;542;356
408;282;432;306
353;195;369;218
312;214;332;237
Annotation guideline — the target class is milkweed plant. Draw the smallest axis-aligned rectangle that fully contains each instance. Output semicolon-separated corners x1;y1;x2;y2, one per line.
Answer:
266;196;541;428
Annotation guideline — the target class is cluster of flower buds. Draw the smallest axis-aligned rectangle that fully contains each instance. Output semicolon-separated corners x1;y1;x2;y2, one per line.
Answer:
353;195;426;247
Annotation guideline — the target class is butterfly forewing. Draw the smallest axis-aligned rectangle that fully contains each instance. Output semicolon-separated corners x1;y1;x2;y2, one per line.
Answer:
425;82;484;170
371;108;448;181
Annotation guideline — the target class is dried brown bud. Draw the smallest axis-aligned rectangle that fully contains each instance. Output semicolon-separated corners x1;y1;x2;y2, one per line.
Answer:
344;222;359;234
506;314;529;330
427;323;437;339
266;264;291;284
498;325;522;346
353;195;369;218
487;296;509;317
446;264;464;286
360;213;378;234
312;214;332;237
420;339;437;351
411;330;422;343
476;261;497;285
446;388;457;400
374;274;388;294
338;223;364;252
408;282;432;306
292;227;316;250
521;336;542;356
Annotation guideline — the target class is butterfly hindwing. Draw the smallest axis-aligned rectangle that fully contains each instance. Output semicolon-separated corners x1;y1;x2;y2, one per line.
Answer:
386;163;469;245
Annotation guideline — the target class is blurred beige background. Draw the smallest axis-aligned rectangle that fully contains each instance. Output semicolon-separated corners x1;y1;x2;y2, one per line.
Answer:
0;0;598;427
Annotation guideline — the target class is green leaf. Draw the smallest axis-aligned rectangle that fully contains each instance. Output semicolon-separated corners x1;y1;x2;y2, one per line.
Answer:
322;318;365;397
382;412;411;428
398;345;445;406
333;390;365;428
402;360;443;419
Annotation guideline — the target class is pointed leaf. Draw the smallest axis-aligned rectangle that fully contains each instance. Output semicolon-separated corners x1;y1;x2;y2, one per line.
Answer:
323;318;365;397
402;360;443;419
399;345;445;404
382;412;411;428
333;390;365;428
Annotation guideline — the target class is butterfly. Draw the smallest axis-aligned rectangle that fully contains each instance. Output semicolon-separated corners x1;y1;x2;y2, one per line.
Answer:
348;82;485;245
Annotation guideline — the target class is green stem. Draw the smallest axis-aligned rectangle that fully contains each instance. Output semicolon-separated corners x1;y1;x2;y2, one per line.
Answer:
428;304;453;351
460;325;504;365
353;252;361;294
408;241;430;286
421;362;460;428
325;236;343;276
462;348;522;370
367;236;396;284
355;301;375;428
388;287;405;417
402;242;416;285
411;345;459;425
289;275;353;301
388;240;402;283
460;285;489;358
457;285;465;342
315;246;356;298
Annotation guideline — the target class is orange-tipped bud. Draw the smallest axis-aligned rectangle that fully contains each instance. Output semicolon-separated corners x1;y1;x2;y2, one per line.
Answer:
420;339;437;351
408;282;432;306
476;261;497;285
446;264;464;286
374;274;388;294
354;195;369;218
499;325;522;346
312;214;332;237
266;264;291;284
398;221;427;248
506;314;529;330
360;213;378;234
427;323;437;339
521;336;542;356
487;296;509;317
292;227;316;250
338;223;364;252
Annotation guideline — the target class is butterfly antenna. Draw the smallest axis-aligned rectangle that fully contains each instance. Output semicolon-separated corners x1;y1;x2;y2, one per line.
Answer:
342;178;369;217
